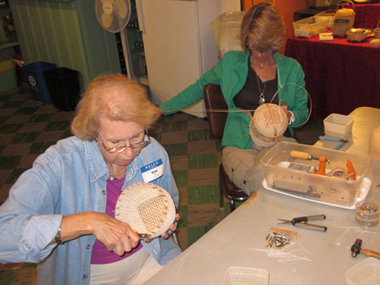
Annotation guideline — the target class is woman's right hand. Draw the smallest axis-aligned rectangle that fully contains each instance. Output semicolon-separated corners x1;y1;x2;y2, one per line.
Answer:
60;212;140;256
90;212;140;256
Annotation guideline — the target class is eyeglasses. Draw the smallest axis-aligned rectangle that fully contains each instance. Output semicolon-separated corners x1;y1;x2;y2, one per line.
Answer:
247;42;271;53
96;127;150;153
247;43;258;51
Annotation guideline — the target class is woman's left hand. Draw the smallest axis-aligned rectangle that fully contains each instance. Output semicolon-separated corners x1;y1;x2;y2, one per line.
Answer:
141;213;180;243
161;213;180;239
280;105;292;123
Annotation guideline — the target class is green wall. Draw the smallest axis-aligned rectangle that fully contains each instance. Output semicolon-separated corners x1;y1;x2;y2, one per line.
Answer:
9;0;121;88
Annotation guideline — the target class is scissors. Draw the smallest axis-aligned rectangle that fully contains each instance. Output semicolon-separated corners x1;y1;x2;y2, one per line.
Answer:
278;214;327;232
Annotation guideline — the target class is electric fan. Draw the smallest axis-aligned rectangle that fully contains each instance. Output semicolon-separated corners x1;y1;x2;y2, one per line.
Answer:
95;0;134;80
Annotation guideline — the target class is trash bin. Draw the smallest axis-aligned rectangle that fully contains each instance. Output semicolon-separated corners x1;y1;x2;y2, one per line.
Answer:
22;62;57;102
44;67;81;111
0;59;18;92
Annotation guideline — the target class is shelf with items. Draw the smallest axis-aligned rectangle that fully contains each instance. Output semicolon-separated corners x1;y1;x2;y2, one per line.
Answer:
115;0;148;86
0;39;18;50
1;4;18;45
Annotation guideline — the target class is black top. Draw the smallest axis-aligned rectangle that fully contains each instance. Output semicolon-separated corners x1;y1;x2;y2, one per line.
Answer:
233;60;279;111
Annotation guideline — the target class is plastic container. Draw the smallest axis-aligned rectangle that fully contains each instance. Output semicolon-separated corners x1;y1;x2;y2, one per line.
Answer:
345;257;380;285
355;201;379;227
211;11;245;58
223;267;269;285
261;141;372;208
315;12;335;29
324;113;354;139
44;67;81;111
293;16;330;38
22;62;57;102
0;59;18;92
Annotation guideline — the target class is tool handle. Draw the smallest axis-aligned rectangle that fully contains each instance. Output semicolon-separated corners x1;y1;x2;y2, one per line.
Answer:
294;222;327;232
304;214;326;222
293;215;326;223
319;136;343;142
361;249;380;258
290;150;311;160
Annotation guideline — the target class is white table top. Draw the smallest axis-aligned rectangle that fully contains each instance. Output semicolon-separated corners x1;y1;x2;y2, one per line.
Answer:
146;107;380;285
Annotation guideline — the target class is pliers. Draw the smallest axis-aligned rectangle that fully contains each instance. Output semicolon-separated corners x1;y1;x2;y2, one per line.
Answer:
278;214;327;232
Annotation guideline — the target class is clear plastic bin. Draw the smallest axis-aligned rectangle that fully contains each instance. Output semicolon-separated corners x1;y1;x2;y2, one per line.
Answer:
0;59;17;92
261;142;371;207
223;267;269;285
211;11;245;58
324;113;354;139
345;258;380;285
293;16;330;38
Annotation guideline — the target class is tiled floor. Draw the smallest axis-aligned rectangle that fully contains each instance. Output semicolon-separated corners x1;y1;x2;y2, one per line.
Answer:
0;84;324;284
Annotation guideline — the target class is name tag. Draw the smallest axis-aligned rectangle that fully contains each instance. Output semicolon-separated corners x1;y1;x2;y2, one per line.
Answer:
141;159;164;182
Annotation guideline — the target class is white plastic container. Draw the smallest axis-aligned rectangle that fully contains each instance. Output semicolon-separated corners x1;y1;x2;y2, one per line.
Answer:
345;258;380;285
223;267;269;285
211;11;245;59
293;16;330;38
324;113;354;139
261;142;371;208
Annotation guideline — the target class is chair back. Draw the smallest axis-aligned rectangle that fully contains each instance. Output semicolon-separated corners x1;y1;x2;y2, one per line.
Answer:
203;84;228;139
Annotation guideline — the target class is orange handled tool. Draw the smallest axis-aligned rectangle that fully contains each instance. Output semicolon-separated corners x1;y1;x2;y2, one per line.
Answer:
290;150;331;164
347;159;357;180
315;157;326;175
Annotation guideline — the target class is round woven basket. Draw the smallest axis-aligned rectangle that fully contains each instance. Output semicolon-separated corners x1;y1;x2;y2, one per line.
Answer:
249;103;288;147
115;182;176;238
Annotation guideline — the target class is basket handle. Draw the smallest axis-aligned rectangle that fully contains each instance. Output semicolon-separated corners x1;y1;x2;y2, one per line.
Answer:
337;0;355;10
377;20;380;29
265;103;278;137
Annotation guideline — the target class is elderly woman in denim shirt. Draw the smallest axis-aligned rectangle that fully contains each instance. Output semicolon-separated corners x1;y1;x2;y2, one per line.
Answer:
0;74;181;285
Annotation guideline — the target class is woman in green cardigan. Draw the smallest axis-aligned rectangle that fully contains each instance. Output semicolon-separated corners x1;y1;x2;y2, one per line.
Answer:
161;2;309;195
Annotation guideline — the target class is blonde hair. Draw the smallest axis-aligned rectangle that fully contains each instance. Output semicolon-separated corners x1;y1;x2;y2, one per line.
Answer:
240;2;286;53
71;74;162;141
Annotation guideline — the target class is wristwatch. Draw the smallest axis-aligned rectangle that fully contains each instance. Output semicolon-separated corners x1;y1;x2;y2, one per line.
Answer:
55;228;63;245
288;111;295;125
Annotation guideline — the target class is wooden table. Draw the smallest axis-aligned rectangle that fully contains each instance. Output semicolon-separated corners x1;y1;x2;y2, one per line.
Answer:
145;107;380;284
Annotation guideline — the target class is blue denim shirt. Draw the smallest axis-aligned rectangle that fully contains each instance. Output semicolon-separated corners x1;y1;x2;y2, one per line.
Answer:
0;136;181;285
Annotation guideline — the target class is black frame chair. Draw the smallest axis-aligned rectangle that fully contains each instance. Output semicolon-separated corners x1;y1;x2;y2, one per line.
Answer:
203;84;249;212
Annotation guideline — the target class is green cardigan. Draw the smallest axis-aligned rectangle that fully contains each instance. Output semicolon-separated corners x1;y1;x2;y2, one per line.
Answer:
160;51;309;149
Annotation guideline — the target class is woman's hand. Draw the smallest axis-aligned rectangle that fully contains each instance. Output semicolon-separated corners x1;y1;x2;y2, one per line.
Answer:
90;212;140;256
280;105;293;123
160;213;180;240
138;213;180;244
60;212;140;256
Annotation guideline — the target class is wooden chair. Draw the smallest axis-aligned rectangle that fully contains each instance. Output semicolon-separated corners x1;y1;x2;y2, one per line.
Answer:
203;84;249;212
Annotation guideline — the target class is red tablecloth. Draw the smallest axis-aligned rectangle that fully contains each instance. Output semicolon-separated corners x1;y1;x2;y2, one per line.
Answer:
285;35;380;120
349;4;380;29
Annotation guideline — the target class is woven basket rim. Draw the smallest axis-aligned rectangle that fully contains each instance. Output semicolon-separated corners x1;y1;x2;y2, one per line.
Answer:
253;103;288;139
